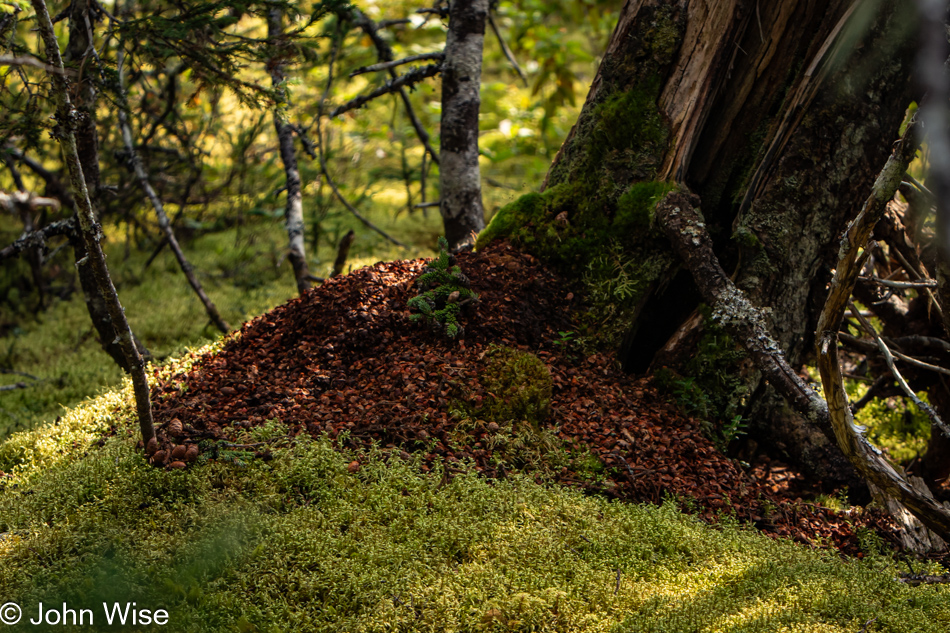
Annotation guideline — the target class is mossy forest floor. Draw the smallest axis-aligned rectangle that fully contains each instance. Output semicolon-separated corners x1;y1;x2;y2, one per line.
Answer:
0;240;948;632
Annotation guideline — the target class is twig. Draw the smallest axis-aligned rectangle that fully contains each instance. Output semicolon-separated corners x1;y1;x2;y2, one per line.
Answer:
417;7;449;17
329;63;442;118
377;18;412;29
315;117;407;248
332;229;355;277
890;348;950;377
0;54;70;75
0;218;76;262
848;301;950;434
0;382;30;392
487;12;528;87
414;201;440;209
891;247;944;319
349;52;444;77
115;38;230;333
0;191;61;213
898;573;950;586
859;276;936;289
903;172;934;198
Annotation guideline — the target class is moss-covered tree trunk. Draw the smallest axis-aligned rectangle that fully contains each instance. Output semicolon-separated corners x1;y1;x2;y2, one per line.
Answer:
479;0;917;489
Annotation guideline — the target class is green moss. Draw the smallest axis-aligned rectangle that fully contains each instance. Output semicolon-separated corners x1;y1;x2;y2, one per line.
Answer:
654;307;749;451
615;181;676;232
732;225;762;249
479;346;553;425
477;71;679;350
1;381;950;632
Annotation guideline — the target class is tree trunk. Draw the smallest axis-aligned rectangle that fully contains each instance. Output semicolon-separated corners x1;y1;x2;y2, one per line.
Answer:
268;8;311;295
439;0;488;250
62;0;150;369
31;0;155;445
479;0;917;488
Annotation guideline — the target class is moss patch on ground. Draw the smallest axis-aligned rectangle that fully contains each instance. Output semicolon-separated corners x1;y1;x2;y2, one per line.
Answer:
0;376;948;633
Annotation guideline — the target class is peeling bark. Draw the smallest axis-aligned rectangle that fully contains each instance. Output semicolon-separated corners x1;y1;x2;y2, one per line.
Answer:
268;8;311;295
439;0;488;250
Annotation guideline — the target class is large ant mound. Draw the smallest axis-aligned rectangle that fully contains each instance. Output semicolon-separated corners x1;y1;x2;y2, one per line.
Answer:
148;240;900;555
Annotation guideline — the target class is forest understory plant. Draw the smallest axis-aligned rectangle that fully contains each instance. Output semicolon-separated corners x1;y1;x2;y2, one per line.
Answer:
407;236;478;338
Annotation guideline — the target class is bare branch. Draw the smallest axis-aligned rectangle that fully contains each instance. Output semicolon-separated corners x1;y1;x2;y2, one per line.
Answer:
849;301;950;433
859;275;937;289
0;218;75;262
417;7;449;17
115;31;230;333
350;9;440;164
349;52;444;77
488;12;527;87
813;118;950;539
329;62;442;119
0;191;61;213
0;54;70;75
314;119;406;248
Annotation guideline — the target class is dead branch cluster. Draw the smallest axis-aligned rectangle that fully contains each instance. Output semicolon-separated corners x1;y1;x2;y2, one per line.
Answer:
658;115;950;545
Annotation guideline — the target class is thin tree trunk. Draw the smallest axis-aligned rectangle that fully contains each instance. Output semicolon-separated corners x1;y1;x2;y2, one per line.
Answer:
30;0;155;445
267;7;311;295
439;0;488;250
115;42;230;334
60;0;150;368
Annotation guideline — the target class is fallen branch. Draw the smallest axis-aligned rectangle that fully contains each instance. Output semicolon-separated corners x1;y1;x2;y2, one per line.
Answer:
656;192;827;424
848;301;950;434
657;183;950;541
812;117;950;539
898;573;950;586
860;276;936;289
329;62;442;118
0;382;30;392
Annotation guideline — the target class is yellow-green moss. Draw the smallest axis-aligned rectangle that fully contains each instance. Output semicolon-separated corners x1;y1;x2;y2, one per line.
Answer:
1;391;949;632
479;346;553;425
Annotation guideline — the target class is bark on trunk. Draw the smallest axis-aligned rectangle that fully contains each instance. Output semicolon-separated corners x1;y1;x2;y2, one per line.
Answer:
61;0;149;368
479;0;917;488
268;8;311;295
439;0;488;250
31;0;154;444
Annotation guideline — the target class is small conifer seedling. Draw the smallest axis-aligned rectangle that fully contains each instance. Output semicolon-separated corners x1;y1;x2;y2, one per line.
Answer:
408;237;478;338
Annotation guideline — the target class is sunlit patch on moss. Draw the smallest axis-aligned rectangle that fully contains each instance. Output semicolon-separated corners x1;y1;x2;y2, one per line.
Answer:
0;381;949;631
